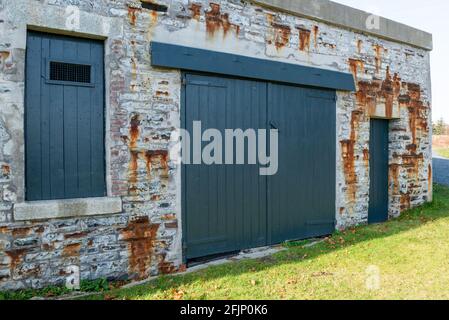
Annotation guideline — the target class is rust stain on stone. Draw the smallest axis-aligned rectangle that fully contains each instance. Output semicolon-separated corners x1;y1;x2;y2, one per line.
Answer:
128;7;139;26
357;40;363;54
389;164;400;194
363;148;370;167
42;243;54;251
0;51;10;64
63;243;81;257
11;227;32;237
350;110;363;142
129;151;139;193
348;59;364;82
298;28;311;52
205;3;239;38
158;254;178;275
144;150;169;180
341;139;357;201
128;114;141;194
403;84;428;145
145;150;169;168
164;220;178;229
373;44;383;74
18;265;41;278
121;135;130;144
1;164;10;177
121;217;160;280
155;90;169;97
380;67;401;119
162;213;176;221
189;3;202;21
270;23;291;50
341;110;364;202
64;232;88;240
129;114;140;149
313;26;319;49
145;7;159;42
5;249;27;271
402;153;424;179
400;193;411;210
353;64;404;119
406;144;417;154
151;10;158;22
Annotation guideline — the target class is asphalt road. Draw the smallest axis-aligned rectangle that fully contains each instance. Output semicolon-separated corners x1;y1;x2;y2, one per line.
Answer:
433;154;449;186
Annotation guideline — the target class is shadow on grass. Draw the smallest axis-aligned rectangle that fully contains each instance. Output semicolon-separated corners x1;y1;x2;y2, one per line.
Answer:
92;184;449;300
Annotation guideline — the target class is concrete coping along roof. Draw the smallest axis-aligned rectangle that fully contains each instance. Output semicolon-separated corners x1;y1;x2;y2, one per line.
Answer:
254;0;433;51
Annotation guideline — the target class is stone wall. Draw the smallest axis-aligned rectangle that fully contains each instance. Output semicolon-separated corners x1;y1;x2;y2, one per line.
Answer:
0;0;432;290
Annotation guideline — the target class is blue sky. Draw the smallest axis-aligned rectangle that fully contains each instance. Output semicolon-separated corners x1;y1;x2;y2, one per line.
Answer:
333;0;448;123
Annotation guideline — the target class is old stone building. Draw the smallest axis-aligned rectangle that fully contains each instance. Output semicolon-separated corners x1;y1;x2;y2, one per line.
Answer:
0;0;432;290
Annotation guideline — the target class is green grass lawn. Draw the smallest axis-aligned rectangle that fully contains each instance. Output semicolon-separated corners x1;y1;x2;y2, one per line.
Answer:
435;148;449;158
78;184;449;300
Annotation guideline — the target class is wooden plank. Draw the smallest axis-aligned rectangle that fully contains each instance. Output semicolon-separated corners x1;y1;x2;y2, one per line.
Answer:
25;32;43;201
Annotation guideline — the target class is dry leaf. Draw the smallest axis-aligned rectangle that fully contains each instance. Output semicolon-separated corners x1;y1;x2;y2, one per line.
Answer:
172;289;185;300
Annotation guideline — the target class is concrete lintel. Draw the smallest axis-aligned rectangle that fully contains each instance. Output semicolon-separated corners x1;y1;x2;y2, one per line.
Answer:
3;0;124;49
254;0;433;51
14;197;123;221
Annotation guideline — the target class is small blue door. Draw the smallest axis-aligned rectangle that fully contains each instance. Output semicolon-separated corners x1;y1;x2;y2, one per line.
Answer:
25;31;105;201
368;119;390;223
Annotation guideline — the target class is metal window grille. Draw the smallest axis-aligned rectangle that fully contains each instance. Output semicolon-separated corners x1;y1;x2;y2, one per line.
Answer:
49;61;91;83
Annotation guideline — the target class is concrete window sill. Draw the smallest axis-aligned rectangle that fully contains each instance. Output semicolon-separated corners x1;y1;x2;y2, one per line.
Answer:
13;197;123;221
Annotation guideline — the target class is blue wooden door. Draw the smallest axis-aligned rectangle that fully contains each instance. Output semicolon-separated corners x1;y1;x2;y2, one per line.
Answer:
25;31;105;201
267;83;336;243
368;119;390;223
183;74;268;259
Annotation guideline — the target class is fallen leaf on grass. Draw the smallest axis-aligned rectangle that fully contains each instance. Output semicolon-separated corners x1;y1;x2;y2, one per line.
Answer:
172;289;185;300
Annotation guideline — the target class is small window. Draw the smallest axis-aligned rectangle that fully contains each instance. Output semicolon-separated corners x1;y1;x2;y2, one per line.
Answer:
49;61;91;84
